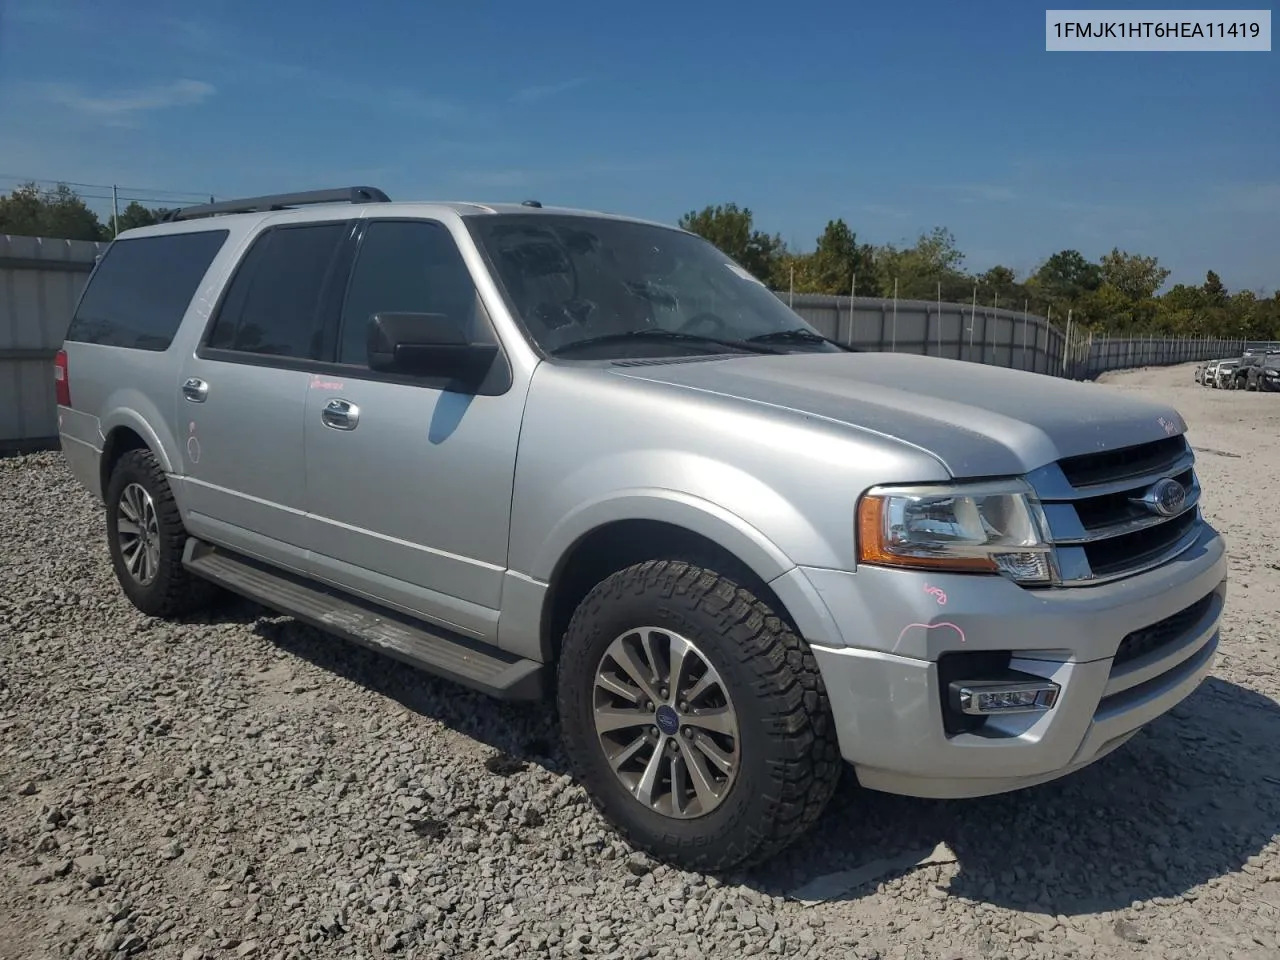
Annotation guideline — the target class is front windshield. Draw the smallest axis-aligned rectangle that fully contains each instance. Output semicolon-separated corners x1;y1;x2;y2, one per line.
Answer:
467;214;839;359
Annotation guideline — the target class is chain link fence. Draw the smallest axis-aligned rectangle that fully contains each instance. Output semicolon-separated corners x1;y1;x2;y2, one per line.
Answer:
777;291;1259;380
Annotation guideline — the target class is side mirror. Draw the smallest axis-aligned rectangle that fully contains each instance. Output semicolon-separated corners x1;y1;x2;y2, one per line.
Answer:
366;312;498;384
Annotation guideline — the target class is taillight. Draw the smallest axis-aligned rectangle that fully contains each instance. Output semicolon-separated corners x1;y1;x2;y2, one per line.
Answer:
54;349;71;407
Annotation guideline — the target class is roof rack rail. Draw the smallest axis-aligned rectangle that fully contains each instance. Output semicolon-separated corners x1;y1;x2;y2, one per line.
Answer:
164;186;391;222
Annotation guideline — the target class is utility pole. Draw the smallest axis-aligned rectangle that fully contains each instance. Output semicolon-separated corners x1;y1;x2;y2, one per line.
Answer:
848;271;856;347
891;278;898;352
1021;300;1028;370
968;284;977;361
937;282;942;356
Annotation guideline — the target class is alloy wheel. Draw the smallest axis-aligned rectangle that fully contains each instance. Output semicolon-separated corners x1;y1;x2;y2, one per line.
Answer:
592;627;741;818
116;482;161;585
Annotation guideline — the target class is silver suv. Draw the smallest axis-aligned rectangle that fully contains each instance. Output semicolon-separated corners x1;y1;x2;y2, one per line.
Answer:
56;187;1227;870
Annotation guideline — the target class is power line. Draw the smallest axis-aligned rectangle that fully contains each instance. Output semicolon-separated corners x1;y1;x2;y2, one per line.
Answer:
0;173;217;203
69;192;205;207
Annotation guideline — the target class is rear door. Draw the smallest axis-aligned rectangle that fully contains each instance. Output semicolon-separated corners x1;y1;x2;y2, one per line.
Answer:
300;218;525;641
178;220;353;572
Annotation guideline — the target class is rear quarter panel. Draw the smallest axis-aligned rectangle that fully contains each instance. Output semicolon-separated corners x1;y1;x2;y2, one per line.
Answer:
58;219;259;510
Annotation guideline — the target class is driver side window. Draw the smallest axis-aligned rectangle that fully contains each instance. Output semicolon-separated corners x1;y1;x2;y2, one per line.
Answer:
337;220;483;367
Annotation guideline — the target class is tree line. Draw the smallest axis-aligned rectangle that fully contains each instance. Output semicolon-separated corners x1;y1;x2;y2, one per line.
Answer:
0;182;178;243
1;182;1275;339
678;203;1280;340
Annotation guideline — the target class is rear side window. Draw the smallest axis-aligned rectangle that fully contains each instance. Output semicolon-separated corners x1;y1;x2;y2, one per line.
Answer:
206;223;347;359
65;230;229;351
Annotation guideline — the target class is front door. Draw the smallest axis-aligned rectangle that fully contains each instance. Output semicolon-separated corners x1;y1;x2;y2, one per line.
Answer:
302;218;527;641
178;220;351;572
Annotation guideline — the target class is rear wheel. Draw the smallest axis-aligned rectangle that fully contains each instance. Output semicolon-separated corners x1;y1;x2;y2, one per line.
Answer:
557;559;841;872
105;449;217;618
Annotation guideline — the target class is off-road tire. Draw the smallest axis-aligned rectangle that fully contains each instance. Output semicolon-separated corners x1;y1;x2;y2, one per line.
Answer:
557;559;842;872
104;449;217;618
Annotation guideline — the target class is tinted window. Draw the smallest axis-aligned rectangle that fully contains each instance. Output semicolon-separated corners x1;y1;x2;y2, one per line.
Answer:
207;223;346;358
65;230;228;351
337;220;482;365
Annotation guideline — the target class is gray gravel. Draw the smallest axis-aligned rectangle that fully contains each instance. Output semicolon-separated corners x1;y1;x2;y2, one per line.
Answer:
3;363;1280;960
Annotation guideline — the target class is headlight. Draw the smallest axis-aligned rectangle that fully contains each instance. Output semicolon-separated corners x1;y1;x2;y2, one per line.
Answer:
857;480;1054;583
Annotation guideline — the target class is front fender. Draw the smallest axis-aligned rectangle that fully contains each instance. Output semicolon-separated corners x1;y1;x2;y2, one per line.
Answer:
527;486;847;651
532;486;797;585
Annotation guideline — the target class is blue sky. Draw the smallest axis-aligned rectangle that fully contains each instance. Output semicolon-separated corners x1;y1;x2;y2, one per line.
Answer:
1;0;1276;292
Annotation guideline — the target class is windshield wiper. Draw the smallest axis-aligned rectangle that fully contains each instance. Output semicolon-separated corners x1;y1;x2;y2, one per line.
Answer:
745;328;856;351
549;328;780;357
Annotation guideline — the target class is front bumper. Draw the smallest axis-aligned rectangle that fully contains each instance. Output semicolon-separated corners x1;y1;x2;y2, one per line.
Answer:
796;522;1227;799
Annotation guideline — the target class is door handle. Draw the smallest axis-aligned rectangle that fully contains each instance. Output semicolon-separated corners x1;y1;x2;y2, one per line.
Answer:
321;398;360;430
182;378;208;403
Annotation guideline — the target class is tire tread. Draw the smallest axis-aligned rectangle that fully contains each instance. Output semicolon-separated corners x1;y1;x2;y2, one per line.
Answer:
106;449;215;619
558;558;841;872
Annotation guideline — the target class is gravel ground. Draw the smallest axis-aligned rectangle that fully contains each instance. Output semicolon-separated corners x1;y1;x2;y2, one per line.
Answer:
2;361;1278;960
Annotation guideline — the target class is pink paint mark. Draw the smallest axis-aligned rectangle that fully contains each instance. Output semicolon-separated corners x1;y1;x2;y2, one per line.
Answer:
188;421;196;434
894;621;966;654
310;376;345;390
924;584;948;606
1157;416;1179;437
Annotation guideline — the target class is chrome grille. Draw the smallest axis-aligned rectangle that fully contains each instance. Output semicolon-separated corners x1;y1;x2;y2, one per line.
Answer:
1027;435;1203;586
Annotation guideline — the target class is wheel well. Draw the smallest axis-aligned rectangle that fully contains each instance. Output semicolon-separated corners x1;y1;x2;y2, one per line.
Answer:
540;519;795;663
99;427;149;495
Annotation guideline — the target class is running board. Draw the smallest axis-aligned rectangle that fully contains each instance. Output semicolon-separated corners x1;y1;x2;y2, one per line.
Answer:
182;540;544;700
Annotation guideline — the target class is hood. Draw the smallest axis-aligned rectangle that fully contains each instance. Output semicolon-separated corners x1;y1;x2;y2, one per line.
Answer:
609;352;1186;478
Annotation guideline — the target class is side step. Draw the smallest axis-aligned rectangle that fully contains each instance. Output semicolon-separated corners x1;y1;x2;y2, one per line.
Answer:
183;540;545;700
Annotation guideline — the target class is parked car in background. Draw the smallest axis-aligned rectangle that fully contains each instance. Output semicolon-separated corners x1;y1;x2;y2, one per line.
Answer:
1246;354;1280;392
1212;359;1240;388
1226;355;1261;390
1194;362;1207;385
1202;359;1222;387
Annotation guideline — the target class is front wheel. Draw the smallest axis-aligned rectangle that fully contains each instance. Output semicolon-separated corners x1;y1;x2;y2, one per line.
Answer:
557;559;841;872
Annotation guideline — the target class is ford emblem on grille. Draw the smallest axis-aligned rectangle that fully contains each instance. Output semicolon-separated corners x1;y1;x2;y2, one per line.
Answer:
1136;477;1187;517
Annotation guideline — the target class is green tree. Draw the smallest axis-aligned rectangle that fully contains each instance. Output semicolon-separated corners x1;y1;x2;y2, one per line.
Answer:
0;182;106;241
1099;248;1170;302
109;202;178;235
1155;283;1212;335
778;219;879;296
678;203;785;285
1028;250;1102;310
1079;283;1141;329
807;219;877;295
0;183;45;236
979;265;1017;291
1202;270;1228;306
874;227;969;300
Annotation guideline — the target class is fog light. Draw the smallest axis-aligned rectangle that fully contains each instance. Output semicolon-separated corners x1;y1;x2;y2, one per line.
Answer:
950;679;1060;716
